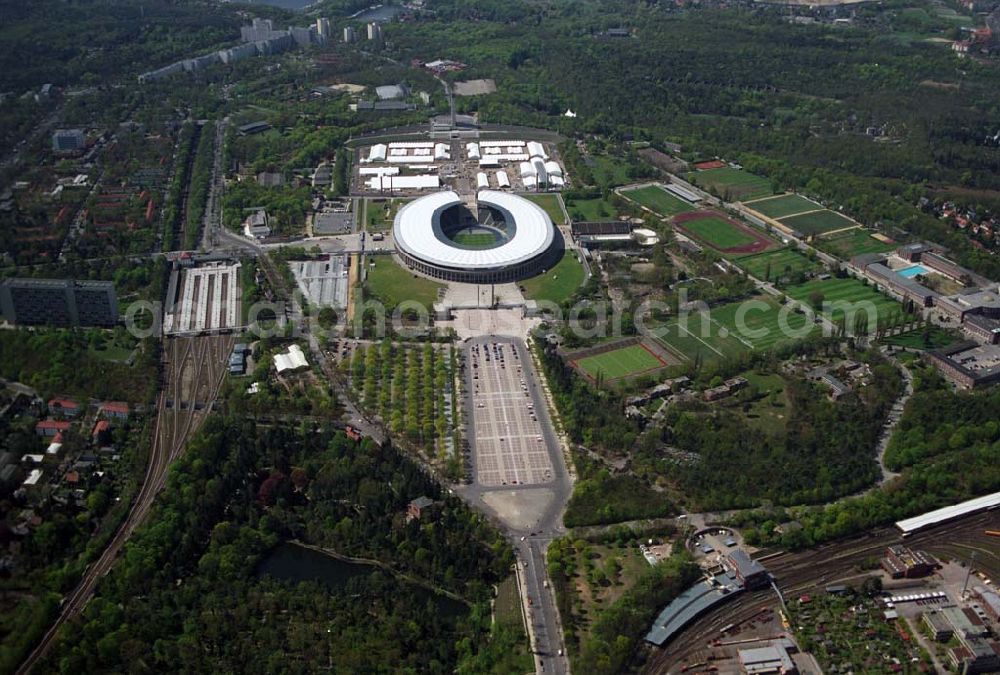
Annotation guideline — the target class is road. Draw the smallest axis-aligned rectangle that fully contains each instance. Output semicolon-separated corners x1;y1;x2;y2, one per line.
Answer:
456;336;572;674
16;335;231;675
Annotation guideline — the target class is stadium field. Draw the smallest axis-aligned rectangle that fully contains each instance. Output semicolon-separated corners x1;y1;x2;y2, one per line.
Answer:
451;231;497;248
778;209;856;236
621;185;691;216
688;168;774;201
745;194;821;219
674;211;777;256
784;277;909;332
737;248;823;281
573;344;666;381
815;228;896;259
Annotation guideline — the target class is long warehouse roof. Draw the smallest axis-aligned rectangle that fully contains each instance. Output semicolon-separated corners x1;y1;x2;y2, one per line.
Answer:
393;190;554;270
895;491;1000;533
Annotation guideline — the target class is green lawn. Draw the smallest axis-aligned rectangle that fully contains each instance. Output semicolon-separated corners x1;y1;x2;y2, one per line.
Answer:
520;249;586;305
744;194;821;219
738;248;822;281
675;214;757;250
883;326;960;350
364;256;444;309
784;277;909;332
524;194;565;225
574;343;665;380
688;167;773;201
588;154;632;188
365;198;408;232
778;209;856;236
815;228;896;259
711;296;818;350
565;196;621;222
451;231;497;248
621;185;691;216
653;316;750;364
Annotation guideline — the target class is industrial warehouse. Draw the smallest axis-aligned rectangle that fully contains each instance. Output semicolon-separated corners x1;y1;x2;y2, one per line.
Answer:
391;190;562;283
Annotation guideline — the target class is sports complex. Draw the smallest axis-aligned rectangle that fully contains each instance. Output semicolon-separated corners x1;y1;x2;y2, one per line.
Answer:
392;190;563;283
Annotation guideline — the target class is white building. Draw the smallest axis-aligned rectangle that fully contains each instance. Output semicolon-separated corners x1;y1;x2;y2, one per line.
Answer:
316;18;331;41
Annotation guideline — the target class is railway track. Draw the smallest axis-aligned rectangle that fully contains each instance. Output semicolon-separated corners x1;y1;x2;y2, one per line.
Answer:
642;512;999;674
16;334;231;675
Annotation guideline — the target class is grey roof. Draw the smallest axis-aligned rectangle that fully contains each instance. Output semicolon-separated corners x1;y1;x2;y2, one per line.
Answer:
646;576;739;646
409;496;433;508
727;549;767;578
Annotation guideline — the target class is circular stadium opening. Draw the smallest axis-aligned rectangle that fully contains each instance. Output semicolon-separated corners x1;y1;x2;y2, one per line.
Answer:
438;202;514;251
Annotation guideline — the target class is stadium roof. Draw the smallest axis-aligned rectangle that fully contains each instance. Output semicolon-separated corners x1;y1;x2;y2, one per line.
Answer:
393;190;554;270
895;491;1000;534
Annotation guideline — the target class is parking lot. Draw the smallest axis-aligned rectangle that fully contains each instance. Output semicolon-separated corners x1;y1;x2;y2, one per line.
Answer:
468;340;554;487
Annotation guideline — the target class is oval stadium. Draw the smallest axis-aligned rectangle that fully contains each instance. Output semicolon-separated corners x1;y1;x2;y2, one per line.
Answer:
391;190;563;283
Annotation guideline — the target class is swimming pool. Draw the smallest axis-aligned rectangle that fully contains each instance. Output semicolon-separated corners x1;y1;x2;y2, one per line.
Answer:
897;265;929;278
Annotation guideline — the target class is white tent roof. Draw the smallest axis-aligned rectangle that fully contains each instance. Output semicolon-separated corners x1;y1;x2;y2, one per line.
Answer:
274;344;309;373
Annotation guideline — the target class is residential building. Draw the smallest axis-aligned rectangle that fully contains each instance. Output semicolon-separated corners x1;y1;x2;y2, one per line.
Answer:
47;398;81;417
35;420;71;437
367;22;382;41
343;26;357;43
98;402;129;420
52;129;85;152
1;278;118;327
316;18;331;41
407;496;434;520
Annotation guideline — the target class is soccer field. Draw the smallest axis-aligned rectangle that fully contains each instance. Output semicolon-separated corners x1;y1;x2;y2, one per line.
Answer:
688;168;774;201
621;185;691;216
451;231;497;248
674;212;759;251
815;228;896;259
737;248;822;281
745;194;821;219
574;344;665;380
654;317;750;363
784;277;909;332
779;209;856;236
711;297;818;350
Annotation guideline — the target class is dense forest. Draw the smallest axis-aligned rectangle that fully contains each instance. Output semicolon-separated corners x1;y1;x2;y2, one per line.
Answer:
655;354;903;508
40;419;521;673
730;366;1000;549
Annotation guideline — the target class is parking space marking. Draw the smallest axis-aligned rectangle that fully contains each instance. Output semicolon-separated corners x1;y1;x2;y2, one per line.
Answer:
469;341;553;487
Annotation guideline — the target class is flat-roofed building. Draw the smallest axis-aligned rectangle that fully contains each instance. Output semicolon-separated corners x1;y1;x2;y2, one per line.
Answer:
1;278;118;327
738;644;798;675
882;545;936;579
